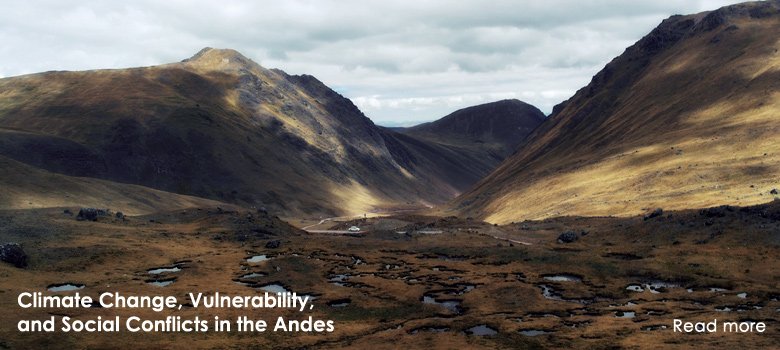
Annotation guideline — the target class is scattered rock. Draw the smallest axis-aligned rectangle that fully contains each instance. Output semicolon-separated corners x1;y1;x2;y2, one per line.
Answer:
115;212;124;220
557;231;579;243
771;189;778;195
63;209;72;216
76;208;108;221
0;243;28;268
700;206;729;218
265;240;281;249
643;208;664;221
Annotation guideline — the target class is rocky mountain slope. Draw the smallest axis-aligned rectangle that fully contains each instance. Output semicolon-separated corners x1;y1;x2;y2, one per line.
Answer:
0;48;539;216
400;99;545;166
454;0;780;223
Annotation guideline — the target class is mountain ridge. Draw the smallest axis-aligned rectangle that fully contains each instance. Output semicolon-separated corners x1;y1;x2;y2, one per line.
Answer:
453;0;780;223
0;48;543;216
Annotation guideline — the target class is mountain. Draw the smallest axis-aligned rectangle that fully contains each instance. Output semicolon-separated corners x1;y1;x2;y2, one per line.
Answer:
454;1;780;223
400;99;545;161
0;48;539;216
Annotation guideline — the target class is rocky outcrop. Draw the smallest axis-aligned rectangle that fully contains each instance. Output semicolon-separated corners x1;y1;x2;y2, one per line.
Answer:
643;208;664;221
76;208;108;221
557;231;579;243
0;243;28;268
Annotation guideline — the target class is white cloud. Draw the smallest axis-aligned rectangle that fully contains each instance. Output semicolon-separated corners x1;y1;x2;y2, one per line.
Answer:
0;0;741;125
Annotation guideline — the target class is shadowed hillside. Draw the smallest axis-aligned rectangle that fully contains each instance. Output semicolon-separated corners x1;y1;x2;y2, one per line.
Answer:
401;99;545;160
0;48;540;217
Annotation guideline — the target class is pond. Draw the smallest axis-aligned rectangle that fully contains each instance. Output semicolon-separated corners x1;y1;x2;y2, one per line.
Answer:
147;278;176;287
47;283;85;292
246;255;269;263
239;272;266;279
410;326;449;334
542;274;582;282
422;294;461;314
626;284;644;292
519;329;553;337
464;325;497;336
259;283;316;300
259;283;289;294
147;266;182;274
327;299;351;308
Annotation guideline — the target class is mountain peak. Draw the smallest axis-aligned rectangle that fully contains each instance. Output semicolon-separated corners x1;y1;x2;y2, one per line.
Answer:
182;47;258;71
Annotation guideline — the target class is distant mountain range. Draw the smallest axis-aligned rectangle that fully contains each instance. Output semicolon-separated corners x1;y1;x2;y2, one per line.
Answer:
0;48;543;216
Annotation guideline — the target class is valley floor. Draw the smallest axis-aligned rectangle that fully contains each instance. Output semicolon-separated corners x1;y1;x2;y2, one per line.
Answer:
0;203;779;349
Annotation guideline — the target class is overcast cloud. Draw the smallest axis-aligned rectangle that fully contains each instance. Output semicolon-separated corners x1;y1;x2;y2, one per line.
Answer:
0;0;741;126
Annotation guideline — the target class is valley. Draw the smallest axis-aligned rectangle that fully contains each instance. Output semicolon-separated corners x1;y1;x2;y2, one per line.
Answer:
1;1;780;349
0;203;778;348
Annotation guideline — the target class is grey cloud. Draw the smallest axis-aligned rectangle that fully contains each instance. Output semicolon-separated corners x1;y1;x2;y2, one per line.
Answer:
0;0;741;125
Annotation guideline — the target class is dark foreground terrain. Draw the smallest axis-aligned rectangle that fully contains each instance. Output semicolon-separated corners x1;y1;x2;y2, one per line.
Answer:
0;202;778;349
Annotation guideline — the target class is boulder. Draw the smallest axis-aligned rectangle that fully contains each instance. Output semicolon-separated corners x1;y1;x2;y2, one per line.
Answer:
643;208;664;221
557;231;579;243
76;208;108;221
771;189;778;195
700;206;728;218
0;243;28;268
265;240;281;249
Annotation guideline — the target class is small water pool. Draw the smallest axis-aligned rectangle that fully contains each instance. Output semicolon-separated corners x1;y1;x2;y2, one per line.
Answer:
465;325;497;336
47;283;85;292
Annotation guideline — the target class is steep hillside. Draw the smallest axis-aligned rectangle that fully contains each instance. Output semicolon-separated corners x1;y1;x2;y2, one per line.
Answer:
401;99;545;160
0;48;522;216
455;1;780;223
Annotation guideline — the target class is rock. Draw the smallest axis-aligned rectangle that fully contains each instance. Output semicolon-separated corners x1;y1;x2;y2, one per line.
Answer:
557;231;579;243
643;208;664;221
76;208;109;221
700;206;728;218
0;243;28;268
63;209;72;216
77;208;100;221
771;189;778;195
115;212;124;220
265;240;281;249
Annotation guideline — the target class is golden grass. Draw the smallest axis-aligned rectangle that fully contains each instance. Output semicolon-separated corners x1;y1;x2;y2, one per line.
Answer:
464;15;780;224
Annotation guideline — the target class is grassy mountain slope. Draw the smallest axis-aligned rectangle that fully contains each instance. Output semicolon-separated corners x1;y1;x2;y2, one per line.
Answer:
454;1;780;223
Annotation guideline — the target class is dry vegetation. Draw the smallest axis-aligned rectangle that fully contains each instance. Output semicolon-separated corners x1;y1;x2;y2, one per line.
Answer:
454;2;780;224
1;203;778;349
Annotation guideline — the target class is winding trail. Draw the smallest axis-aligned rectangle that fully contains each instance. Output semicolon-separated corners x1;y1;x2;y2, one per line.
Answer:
485;226;533;245
301;207;423;233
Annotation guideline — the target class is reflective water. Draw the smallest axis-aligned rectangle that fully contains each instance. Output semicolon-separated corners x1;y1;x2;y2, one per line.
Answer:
48;283;85;292
465;325;497;336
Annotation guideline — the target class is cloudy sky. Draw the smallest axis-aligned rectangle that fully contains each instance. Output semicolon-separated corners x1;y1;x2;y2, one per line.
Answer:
0;0;740;126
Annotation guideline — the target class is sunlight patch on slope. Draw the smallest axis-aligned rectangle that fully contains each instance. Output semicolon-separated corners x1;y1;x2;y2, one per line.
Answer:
483;130;780;224
325;179;387;216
